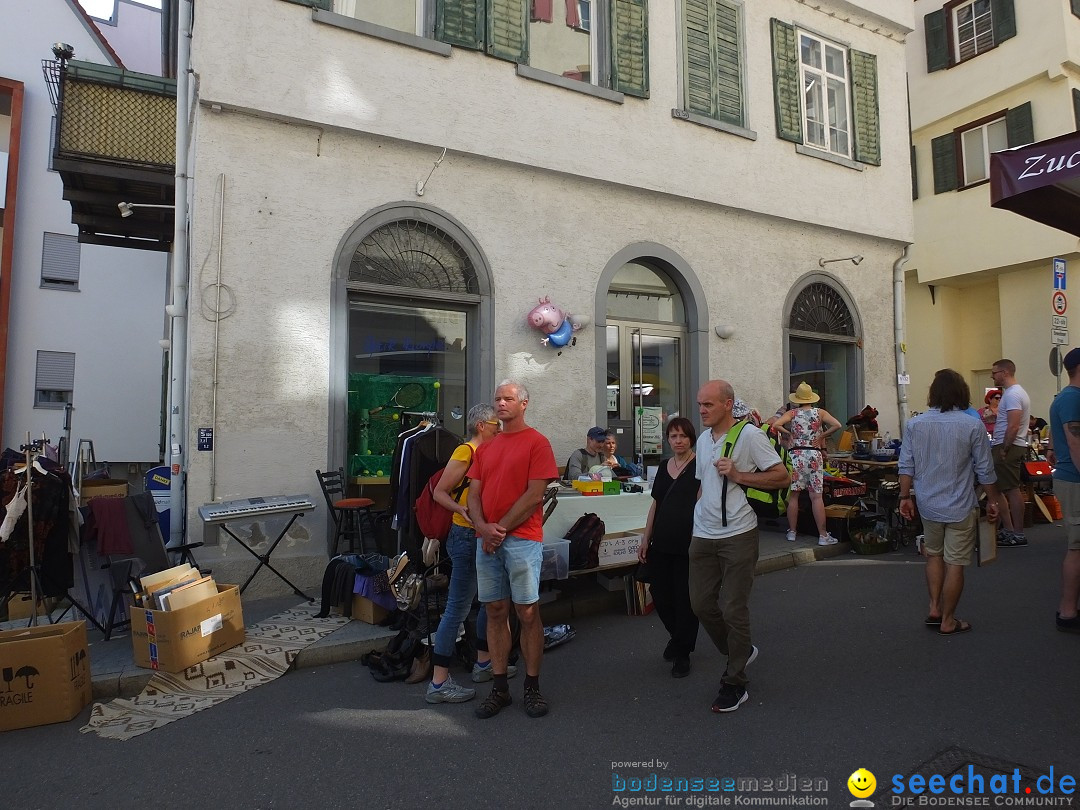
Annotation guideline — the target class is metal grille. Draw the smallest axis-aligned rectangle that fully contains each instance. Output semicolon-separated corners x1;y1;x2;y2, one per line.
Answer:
789;282;855;336
349;220;478;294
58;79;176;167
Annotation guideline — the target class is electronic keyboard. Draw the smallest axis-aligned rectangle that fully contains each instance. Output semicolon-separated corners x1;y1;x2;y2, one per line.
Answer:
198;494;315;525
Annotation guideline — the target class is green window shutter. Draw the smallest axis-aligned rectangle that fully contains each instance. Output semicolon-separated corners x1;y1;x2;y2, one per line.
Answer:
911;144;918;200
437;0;485;50
1073;89;1080;131
770;18;801;144
849;49;880;166
683;0;741;124
280;0;332;8
486;0;527;62
990;0;1016;45
611;0;649;98
684;0;715;117
931;133;958;194
924;9;949;73
714;0;742;125
1073;0;1080;20
1006;101;1033;147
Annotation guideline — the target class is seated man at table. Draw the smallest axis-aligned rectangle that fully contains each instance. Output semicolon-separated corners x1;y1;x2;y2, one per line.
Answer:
565;426;608;480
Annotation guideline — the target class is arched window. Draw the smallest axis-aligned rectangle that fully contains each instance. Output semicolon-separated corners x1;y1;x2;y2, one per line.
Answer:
785;276;862;421
349;219;479;294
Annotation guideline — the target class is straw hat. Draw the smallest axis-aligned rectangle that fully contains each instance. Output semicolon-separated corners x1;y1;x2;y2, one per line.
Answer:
789;382;820;404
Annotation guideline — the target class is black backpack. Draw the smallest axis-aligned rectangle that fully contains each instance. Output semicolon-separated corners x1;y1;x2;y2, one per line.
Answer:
565;512;606;570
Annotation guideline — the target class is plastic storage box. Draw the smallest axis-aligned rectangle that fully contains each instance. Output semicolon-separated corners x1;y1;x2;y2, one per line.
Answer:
541;538;570;580
571;480;605;495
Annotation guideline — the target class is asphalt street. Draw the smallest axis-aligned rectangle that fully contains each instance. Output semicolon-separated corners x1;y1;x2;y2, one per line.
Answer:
6;523;1080;810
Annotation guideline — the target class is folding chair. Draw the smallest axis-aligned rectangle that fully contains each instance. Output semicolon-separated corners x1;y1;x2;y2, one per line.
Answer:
316;468;376;556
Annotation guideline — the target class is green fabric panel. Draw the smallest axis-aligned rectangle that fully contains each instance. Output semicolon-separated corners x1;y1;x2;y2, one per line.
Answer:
486;0;527;62
714;0;742;125
850;49;880;166
931;133;958;194
611;0;650;98
924;9;949;73
1006;101;1033;148
437;0;485;50
683;0;715;117
1073;0;1080;20
770;18;801;144
990;0;1016;44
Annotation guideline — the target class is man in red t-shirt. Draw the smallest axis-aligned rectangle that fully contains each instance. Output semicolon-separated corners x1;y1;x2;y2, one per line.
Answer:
468;380;558;720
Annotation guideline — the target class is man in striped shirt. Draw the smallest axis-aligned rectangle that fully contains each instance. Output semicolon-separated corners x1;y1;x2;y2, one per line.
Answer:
899;369;1000;636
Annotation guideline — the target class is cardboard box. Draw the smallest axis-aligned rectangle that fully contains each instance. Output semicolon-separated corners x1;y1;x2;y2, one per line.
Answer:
597;531;643;567
79;478;129;506
351;594;389;625
130;584;245;673
5;594;59;621
0;621;91;732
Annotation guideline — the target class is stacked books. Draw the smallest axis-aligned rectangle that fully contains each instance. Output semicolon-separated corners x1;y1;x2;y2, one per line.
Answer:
131;563;218;611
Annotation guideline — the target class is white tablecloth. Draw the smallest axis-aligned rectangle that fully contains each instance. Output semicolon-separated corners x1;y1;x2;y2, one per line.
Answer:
543;488;653;540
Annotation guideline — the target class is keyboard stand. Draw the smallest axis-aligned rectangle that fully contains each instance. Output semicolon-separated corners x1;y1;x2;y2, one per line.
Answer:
217;511;315;601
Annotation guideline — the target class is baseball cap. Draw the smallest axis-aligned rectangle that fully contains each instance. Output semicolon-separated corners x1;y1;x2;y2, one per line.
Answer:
1064;347;1080;372
587;426;608;441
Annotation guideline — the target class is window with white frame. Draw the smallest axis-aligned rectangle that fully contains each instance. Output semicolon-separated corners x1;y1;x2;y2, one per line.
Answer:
959;115;1007;186
530;0;600;84
35;350;75;408
576;0;591;31
332;0;433;37
40;233;80;290
952;0;994;62
799;31;850;158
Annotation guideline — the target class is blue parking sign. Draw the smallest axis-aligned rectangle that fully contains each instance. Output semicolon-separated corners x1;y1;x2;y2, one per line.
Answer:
1055;258;1066;290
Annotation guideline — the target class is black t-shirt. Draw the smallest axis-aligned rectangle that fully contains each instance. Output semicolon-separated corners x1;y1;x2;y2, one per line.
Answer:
648;461;700;555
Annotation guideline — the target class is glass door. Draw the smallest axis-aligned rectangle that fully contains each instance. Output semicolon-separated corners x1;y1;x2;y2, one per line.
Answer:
606;323;684;478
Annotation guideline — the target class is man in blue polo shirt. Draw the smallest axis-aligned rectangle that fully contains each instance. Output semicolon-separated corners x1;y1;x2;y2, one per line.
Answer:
1049;348;1080;634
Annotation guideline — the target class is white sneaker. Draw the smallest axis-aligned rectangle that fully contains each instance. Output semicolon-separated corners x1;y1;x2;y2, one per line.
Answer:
785;530;797;542
818;533;839;546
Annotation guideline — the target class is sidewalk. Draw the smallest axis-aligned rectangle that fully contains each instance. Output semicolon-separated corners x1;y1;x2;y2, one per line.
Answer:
2;524;853;700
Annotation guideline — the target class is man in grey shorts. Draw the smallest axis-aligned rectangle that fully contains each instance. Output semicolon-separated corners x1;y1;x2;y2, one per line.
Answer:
1048;348;1080;633
899;369;999;636
990;359;1031;546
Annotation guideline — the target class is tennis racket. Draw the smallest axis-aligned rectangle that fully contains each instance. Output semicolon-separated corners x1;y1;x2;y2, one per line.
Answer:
369;382;427;416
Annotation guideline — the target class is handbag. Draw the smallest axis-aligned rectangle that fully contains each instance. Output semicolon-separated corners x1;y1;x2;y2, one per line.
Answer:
634;459;688;583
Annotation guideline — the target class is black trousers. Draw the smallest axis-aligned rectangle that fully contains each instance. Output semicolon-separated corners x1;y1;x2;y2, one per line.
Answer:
648;552;698;657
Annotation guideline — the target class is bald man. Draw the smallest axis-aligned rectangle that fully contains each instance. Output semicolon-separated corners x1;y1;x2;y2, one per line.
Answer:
690;380;789;713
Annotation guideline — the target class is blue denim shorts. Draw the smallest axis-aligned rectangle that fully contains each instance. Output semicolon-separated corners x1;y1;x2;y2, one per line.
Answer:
475;535;543;605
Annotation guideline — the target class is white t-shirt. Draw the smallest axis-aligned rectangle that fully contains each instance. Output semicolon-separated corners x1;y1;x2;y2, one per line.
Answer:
693;423;783;539
991;383;1031;448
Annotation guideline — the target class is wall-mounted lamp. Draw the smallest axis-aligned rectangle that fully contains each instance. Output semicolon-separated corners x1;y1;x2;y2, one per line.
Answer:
51;42;74;61
118;201;175;218
818;255;864;267
714;325;735;339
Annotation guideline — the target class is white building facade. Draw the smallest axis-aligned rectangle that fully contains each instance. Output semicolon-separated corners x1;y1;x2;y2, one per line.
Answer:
184;0;915;588
0;0;168;466
906;0;1080;411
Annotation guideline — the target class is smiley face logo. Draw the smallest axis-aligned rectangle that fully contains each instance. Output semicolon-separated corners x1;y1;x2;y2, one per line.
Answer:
847;768;876;798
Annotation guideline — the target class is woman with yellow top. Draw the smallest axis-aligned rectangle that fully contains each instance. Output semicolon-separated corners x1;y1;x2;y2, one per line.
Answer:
425;403;510;703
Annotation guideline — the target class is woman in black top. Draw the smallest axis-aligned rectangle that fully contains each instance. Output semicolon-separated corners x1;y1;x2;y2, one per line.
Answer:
638;417;700;678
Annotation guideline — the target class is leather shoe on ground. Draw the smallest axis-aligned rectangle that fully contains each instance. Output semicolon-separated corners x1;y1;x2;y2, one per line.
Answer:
671;657;691;678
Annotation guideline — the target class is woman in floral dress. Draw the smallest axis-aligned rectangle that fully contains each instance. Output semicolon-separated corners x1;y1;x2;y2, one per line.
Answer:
771;383;843;546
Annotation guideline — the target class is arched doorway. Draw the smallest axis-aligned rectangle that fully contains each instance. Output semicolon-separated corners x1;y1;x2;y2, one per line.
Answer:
330;205;493;478
784;274;862;421
596;245;707;476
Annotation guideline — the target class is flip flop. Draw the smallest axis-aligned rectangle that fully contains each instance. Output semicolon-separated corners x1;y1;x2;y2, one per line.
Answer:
938;620;973;636
924;616;942;627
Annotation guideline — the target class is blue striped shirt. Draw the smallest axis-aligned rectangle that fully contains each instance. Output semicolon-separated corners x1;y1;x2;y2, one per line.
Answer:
898;408;997;523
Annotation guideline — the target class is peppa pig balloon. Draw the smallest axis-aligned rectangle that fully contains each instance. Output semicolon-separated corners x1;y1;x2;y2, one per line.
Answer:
526;296;585;348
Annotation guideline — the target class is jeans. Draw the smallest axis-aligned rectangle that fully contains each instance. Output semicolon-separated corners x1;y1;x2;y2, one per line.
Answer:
432;524;486;668
335;552;390;573
476;535;543;604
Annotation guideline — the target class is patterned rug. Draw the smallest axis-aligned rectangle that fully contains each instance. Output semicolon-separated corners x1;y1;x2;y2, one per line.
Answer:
81;605;349;741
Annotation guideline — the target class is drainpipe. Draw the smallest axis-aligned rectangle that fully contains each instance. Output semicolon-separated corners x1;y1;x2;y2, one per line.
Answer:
168;0;192;548
893;245;911;435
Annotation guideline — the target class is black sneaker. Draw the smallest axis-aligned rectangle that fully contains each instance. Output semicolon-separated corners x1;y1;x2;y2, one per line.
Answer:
474;687;512;719
671;657;691;678
663;640;676;662
1056;613;1080;634
711;683;748;713
997;532;1028;547
523;686;549;718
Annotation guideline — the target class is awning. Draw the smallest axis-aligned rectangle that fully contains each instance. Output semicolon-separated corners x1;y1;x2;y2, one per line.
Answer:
990;130;1080;237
